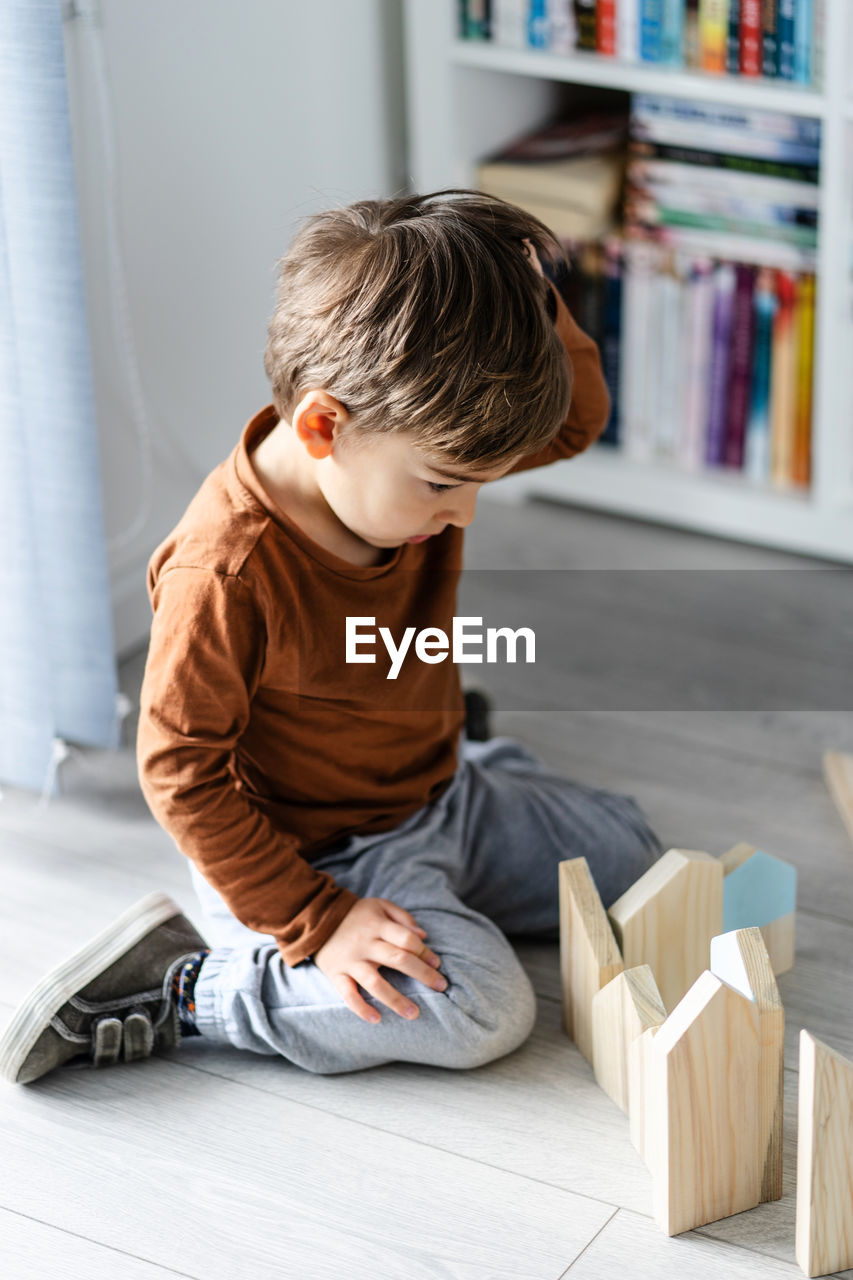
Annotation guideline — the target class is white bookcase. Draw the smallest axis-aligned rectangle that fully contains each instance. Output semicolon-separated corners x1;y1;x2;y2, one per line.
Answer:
402;0;853;563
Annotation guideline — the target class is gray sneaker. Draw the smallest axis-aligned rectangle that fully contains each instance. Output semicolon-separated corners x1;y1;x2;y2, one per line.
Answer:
0;891;209;1085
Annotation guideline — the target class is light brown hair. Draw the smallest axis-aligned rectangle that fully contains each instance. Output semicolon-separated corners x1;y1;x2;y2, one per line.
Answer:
263;189;573;469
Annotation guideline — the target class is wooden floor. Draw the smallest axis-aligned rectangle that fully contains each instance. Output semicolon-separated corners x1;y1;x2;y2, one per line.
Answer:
1;496;852;1279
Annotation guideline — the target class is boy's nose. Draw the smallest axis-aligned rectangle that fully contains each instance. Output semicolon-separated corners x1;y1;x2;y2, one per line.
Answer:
442;491;478;528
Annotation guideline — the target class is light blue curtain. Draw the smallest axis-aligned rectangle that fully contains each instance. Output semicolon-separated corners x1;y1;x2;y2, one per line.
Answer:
0;0;119;795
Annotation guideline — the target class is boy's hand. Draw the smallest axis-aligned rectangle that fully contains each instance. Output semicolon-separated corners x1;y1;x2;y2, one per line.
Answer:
313;897;447;1024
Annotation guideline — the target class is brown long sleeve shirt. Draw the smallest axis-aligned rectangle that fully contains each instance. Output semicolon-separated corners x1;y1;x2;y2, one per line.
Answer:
136;286;610;965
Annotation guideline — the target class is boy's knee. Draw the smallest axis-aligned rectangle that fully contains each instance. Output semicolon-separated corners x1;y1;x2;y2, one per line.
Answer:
438;952;538;1070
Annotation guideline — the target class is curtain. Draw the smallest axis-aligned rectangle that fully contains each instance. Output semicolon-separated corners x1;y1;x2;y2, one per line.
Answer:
0;0;119;796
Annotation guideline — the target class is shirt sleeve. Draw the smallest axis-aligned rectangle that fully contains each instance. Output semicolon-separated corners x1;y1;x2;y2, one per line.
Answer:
507;277;611;475
136;564;359;966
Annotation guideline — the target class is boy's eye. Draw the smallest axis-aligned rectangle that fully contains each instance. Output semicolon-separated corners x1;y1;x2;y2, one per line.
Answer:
426;480;461;493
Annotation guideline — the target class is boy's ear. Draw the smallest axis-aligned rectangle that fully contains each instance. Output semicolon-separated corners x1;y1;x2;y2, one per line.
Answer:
292;390;349;460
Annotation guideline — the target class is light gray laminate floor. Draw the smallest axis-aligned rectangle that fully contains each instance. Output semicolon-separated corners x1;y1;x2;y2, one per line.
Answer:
1;496;852;1280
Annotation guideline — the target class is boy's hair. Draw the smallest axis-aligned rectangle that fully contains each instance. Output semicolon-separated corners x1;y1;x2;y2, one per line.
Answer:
263;189;573;469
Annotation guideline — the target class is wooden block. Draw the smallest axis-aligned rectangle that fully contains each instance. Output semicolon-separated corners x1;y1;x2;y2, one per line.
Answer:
558;858;623;1065
721;849;797;978
591;965;666;1114
607;848;723;1014
760;911;796;976
720;842;758;874
649;970;760;1236
710;928;784;1203
823;750;853;849
628;1024;661;1167
796;1030;853;1277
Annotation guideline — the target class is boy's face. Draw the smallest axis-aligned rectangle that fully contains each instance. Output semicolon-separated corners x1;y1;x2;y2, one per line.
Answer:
318;426;520;551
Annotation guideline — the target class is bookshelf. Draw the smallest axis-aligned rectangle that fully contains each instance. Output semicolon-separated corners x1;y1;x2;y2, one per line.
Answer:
402;0;853;563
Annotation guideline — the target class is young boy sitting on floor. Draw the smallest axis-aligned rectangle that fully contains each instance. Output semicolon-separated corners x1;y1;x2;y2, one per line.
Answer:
0;190;661;1086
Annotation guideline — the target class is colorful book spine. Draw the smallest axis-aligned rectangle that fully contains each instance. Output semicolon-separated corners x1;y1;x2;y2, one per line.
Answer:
641;0;664;62
622;242;657;459
812;0;825;90
705;263;737;464
548;0;578;52
762;0;778;77
727;1;741;74
744;269;778;482
528;0;550;47
769;270;797;485
699;0;730;72
662;0;686;65
793;0;812;83
619;0;641;60
740;0;763;75
462;0;492;39
493;0;527;46
792;273;815;486
777;0;796;80
599;241;623;445
574;0;598;50
680;259;716;469
685;0;702;66
724;264;757;466
630;139;819;185
655;258;686;457
631;94;822;148
597;0;617;54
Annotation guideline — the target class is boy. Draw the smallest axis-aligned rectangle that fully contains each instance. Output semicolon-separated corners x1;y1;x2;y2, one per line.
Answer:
0;191;661;1086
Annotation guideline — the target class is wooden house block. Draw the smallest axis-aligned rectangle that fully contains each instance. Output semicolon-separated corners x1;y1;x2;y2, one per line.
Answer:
722;848;797;978
796;1030;853;1278
823;750;853;849
710;928;784;1203
628;1023;661;1168
607;848;723;1014
558;858;623;1065
719;842;758;874
649;970;761;1236
591;965;666;1114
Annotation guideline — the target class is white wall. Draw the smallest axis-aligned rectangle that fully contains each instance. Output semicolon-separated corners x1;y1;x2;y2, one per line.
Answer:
62;0;407;656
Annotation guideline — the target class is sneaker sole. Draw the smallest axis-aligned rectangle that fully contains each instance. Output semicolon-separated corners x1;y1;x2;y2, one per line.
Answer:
0;891;184;1085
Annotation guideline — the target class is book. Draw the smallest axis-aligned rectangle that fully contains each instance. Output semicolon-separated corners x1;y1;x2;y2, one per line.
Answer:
654;255;687;457
621;242;658;459
793;0;813;83
662;0;686;65
575;0;598;50
477;149;625;208
629;157;819;210
599;239;623;446
680;258;716;469
699;0;730;72
792;273;815;486
629;138;819;185
740;0;763;75
492;0;527;46
769;270;797;485
641;0;664;62
629;222;816;272
619;0;641;60
744;269;778;481
777;0;796;80
529;0;549;48
762;0;778;78
548;0;578;52
463;0;492;39
727;0;741;74
488;112;630;162
631;94;822;149
598;0;617;54
724;263;758;467
705;263;737;465
685;0;702;66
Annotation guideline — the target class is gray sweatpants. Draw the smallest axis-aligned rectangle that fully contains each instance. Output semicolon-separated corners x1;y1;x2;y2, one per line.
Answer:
190;734;663;1075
